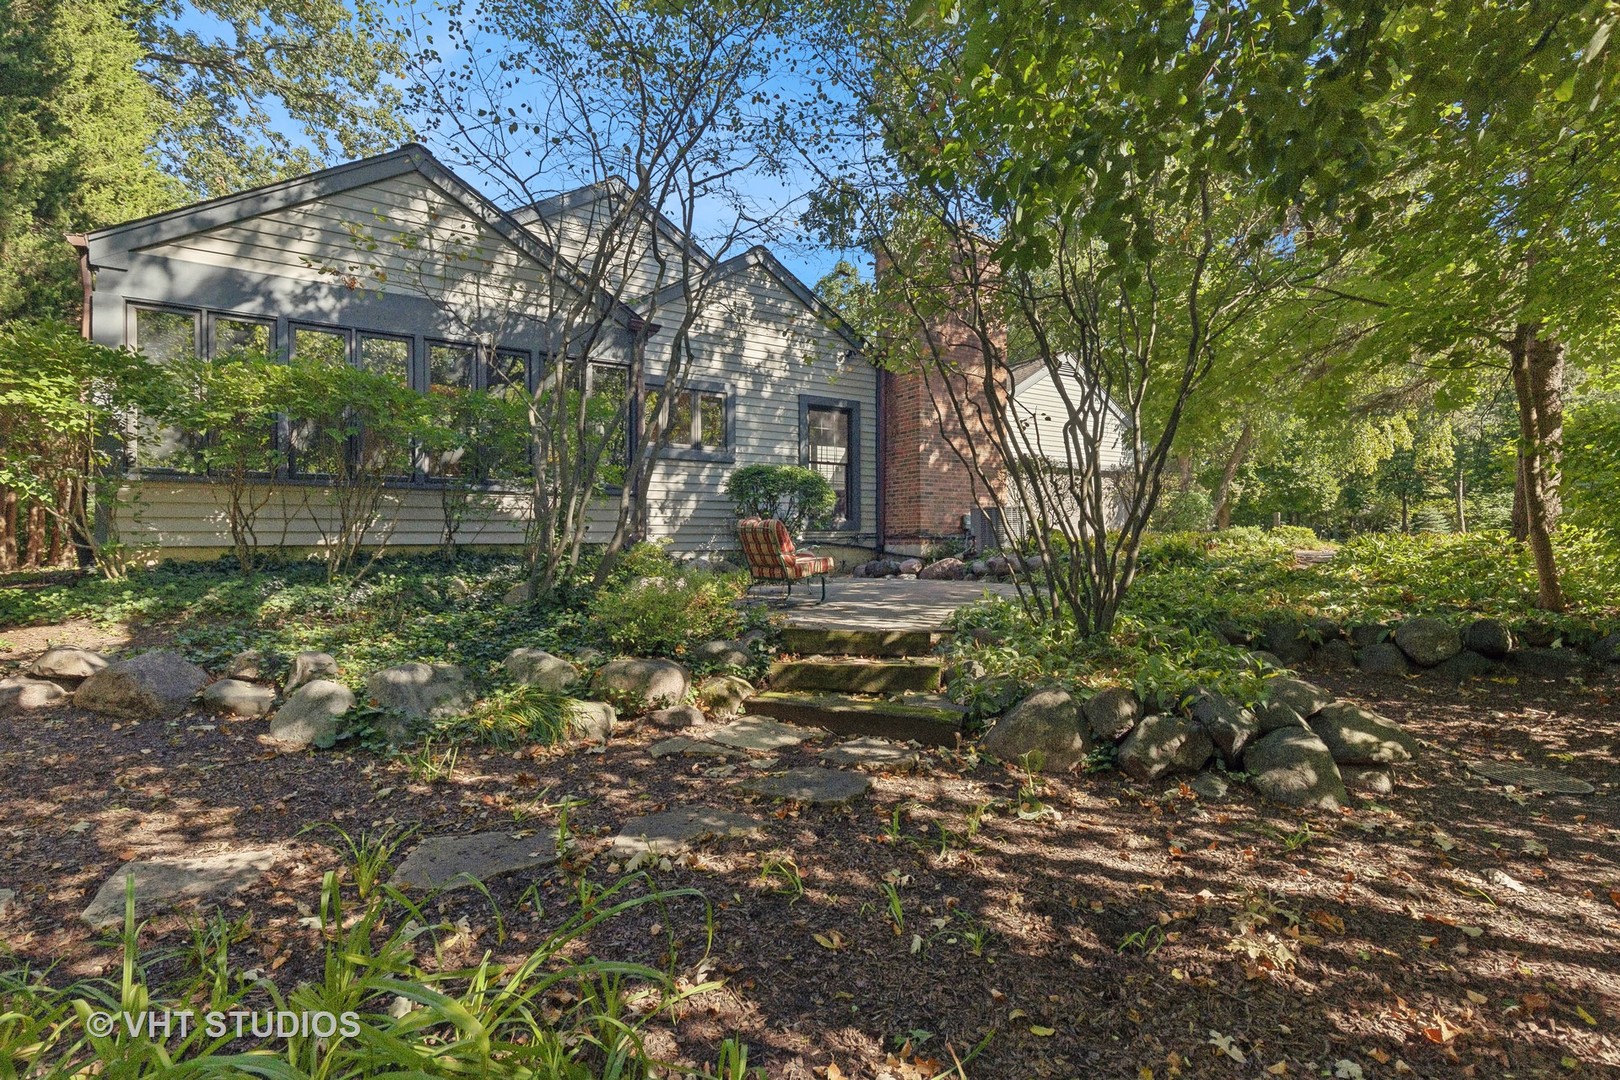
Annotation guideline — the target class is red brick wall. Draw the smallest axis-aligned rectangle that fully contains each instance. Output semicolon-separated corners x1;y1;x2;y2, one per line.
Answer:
882;316;1007;552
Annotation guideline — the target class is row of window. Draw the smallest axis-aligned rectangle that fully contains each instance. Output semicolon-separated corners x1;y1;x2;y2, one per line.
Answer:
128;303;856;523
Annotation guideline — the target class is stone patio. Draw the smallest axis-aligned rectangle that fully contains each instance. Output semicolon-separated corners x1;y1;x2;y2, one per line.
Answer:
767;579;1018;632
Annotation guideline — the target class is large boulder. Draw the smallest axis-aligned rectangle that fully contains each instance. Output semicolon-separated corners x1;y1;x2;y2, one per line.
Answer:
223;649;272;681
1590;632;1620;665
1463;619;1514;660
1264;676;1332;719
1307;701;1419;765
73;650;209;721
980;689;1090;771
897;558;924;576
1347;623;1390;649
1340;765;1395;796
1117;714;1214;782
1188;690;1260;767
647;704;704;730
691;639;751;668
1393;618;1461;667
919;557;967;581
1242;729;1348;810
1254;700;1309;733
1358;641;1410;677
1257;617;1312;665
285;651;338;692
695;674;755;717
1430;650;1498;681
591;658;690;710
1082;686;1142;742
565;700;616;742
503;648;579;692
0;675;68;715
199;678;276;718
28;646;108;681
365;662;475;719
1317;639;1357;671
267;680;355;749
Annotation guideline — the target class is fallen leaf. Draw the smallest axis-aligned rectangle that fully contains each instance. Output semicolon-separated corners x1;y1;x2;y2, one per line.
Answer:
1575;1005;1598;1026
813;931;845;951
1465;991;1487;1005
1208;1030;1245;1064
1029;1024;1055;1037
1266;1063;1288;1075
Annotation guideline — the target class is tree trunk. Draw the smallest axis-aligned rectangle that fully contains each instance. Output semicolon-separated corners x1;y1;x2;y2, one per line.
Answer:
1454;464;1467;534
0;488;15;570
1211;420;1254;530
1507;324;1566;611
23;501;46;569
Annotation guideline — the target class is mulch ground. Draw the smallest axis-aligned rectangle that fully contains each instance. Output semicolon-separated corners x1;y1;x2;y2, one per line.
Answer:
2;633;1618;1079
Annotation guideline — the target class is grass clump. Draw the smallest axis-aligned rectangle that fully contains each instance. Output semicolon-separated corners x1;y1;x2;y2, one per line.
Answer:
0;831;753;1078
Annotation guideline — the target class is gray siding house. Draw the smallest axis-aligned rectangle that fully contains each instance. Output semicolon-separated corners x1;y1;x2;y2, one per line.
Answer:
75;145;879;559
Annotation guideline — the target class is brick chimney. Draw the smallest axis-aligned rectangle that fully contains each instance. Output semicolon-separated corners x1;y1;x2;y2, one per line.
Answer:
879;287;1008;557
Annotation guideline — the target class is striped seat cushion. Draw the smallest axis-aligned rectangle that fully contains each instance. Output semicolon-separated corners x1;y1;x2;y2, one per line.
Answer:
737;518;829;581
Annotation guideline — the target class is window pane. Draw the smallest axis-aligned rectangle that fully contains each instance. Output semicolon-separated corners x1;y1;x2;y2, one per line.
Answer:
360;335;410;384
212;317;271;358
293;327;348;366
430;343;474;390
131;309;198;470
135;308;197;363
808;406;851;521
670;391;695;446
488;349;527;399
698;392;726;449
587;363;629;484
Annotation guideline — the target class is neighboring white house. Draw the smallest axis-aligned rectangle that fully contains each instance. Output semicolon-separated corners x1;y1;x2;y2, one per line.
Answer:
74;145;879;559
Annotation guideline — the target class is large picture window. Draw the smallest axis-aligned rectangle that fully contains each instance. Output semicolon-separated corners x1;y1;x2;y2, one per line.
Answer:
801;396;860;528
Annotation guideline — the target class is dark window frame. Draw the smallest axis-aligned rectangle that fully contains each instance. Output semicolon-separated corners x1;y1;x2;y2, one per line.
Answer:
799;394;861;531
644;375;736;463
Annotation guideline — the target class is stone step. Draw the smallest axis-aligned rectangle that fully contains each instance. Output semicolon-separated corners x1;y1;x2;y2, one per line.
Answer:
769;657;944;695
780;627;946;658
744;691;965;745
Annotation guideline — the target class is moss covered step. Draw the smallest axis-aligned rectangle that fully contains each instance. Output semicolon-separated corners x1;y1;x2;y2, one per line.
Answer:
779;628;946;658
744;691;965;745
769;657;944;695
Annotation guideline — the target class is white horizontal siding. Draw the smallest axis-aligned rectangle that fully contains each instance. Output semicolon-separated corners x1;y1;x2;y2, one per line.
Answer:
140;175;583;323
1010;364;1130;471
117;479;622;550
642;260;878;550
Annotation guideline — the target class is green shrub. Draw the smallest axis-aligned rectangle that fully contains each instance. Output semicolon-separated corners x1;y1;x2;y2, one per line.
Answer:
588;565;748;656
723;463;836;534
1148;486;1213;531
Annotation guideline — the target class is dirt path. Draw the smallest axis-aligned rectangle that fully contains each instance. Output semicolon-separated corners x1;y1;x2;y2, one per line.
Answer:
2;652;1617;1077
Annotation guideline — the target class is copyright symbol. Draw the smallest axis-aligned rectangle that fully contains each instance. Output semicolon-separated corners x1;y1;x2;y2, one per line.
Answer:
85;1010;116;1037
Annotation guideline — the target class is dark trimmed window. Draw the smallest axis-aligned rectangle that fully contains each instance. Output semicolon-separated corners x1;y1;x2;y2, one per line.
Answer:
801;396;860;528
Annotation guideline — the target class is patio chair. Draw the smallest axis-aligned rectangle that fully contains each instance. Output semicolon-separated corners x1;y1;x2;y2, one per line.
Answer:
736;517;834;602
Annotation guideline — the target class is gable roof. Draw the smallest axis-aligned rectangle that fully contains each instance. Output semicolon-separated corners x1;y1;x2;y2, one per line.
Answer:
83;144;648;331
511;177;714;274
652;244;867;354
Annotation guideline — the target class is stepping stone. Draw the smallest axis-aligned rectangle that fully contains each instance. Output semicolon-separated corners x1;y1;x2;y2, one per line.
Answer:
780;628;944;658
745;692;965;745
769;657;943;694
648;736;746;761
200;678;276;718
820;736;921;772
80;848;281;928
392;830;560;891
28;646;108;681
608;806;761;859
706;716;818;752
739;766;870;805
1467;761;1594;795
0;675;68;715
